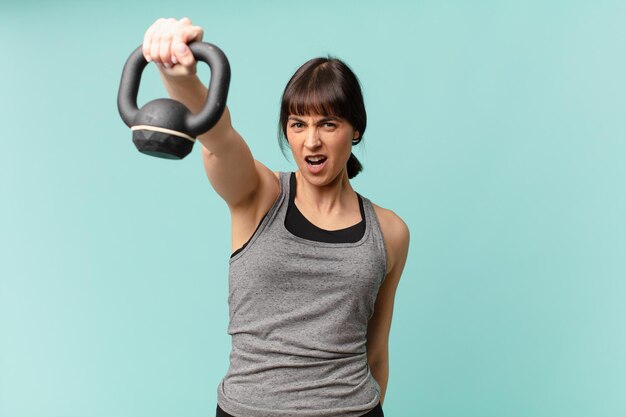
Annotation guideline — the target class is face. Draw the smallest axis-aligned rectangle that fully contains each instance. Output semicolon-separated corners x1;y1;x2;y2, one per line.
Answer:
286;113;360;184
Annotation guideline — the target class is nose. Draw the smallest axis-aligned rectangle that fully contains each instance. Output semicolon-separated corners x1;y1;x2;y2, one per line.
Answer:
305;127;321;148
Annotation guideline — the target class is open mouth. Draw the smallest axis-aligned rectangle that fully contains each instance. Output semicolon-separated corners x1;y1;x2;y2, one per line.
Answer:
305;156;327;166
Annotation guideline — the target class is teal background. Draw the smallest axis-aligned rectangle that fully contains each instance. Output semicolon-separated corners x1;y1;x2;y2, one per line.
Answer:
1;1;625;416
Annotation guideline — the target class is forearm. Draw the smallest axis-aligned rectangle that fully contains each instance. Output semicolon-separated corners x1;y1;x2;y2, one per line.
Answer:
370;360;389;406
158;71;234;152
159;71;207;113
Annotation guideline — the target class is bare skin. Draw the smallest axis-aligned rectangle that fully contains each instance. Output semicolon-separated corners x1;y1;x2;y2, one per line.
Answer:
142;17;410;407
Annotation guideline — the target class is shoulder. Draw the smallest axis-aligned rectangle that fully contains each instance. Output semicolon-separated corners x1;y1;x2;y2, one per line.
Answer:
370;202;410;275
371;202;410;251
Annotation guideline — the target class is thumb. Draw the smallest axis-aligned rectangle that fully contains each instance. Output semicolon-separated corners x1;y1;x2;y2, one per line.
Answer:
174;42;195;66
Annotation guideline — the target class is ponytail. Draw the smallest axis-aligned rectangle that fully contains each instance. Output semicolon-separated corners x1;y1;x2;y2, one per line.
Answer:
347;152;362;179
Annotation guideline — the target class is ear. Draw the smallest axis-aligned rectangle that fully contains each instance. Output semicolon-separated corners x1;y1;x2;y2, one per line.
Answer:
354;130;360;140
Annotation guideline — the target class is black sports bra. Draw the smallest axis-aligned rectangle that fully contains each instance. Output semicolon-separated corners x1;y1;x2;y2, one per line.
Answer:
231;172;365;258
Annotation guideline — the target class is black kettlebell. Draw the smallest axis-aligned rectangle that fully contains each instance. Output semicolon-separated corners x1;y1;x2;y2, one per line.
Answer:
117;42;230;159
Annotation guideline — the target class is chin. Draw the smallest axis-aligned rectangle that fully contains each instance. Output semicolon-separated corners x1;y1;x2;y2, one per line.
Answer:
300;166;343;184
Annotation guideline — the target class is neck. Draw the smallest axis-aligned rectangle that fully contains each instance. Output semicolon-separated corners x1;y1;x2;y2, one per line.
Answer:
294;169;356;216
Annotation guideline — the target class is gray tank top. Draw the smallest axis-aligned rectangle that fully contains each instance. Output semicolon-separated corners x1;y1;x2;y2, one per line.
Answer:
217;171;388;417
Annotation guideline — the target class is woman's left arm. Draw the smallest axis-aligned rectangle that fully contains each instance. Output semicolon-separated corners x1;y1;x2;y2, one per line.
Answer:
366;209;410;406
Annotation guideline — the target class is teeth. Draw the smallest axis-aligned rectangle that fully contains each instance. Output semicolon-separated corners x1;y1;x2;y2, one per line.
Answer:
307;156;325;162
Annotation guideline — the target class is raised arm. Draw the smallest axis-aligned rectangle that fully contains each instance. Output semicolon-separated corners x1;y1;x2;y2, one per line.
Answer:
142;17;261;209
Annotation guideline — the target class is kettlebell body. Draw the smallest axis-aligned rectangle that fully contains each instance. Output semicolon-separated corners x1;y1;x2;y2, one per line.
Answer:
117;42;230;159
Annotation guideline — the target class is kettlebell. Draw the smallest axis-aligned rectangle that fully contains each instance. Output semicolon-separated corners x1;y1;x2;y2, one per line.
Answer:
117;42;230;159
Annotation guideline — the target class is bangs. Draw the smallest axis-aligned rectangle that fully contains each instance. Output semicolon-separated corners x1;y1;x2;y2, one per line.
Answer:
284;64;347;118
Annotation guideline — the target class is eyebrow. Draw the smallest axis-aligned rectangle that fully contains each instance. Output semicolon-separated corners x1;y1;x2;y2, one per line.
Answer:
287;116;341;123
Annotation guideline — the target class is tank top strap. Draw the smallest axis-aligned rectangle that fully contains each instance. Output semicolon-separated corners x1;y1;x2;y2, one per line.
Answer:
278;171;291;202
360;194;388;279
257;170;290;232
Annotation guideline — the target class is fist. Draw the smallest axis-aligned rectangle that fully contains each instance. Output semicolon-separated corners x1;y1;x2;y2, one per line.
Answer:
142;17;204;77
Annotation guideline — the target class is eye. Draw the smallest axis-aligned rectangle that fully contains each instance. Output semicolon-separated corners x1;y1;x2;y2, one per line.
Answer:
290;122;304;129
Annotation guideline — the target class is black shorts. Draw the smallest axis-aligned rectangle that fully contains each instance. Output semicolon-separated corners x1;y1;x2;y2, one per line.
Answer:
216;401;384;417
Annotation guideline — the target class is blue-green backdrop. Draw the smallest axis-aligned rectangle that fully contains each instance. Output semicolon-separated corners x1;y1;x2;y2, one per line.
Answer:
1;1;625;416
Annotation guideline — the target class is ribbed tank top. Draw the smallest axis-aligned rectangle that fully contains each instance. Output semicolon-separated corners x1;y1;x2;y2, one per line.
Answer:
217;171;388;417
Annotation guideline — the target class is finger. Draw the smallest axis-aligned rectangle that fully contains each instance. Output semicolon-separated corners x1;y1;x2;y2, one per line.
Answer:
172;41;194;67
190;25;204;43
159;30;174;67
170;19;189;65
163;18;180;66
172;26;202;66
171;25;202;52
150;30;162;63
175;17;202;43
180;24;204;43
143;18;165;61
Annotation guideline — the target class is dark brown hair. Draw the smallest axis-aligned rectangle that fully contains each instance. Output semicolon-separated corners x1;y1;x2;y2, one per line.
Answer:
278;56;366;179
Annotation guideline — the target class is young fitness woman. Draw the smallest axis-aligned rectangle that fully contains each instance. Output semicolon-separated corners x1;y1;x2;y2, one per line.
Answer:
142;17;410;417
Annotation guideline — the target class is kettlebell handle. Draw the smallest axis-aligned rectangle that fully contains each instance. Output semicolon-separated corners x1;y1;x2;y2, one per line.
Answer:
117;41;230;137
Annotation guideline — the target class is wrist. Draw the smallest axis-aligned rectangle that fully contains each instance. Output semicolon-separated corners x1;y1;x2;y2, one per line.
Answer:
159;70;201;87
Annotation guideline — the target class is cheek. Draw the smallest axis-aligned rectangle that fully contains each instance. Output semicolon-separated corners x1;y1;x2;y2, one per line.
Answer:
286;130;303;144
329;138;354;164
341;132;355;152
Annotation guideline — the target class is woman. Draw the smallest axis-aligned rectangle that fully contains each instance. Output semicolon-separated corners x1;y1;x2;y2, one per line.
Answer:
142;17;410;417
